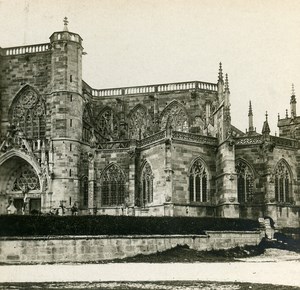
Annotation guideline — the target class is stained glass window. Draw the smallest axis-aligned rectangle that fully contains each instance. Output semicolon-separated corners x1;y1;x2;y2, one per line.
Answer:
189;159;208;202
235;160;254;203
129;105;148;140
11;87;46;140
274;160;290;203
141;162;154;205
161;101;189;132
100;164;125;206
97;108;119;141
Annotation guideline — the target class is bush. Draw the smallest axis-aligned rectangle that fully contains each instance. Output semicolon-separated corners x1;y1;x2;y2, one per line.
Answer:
0;215;260;237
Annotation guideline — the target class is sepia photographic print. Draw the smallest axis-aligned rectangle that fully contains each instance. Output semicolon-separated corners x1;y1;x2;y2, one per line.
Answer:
0;0;300;289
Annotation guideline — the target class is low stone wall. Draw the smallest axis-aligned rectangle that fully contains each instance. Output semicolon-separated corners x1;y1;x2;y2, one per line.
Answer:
0;231;262;264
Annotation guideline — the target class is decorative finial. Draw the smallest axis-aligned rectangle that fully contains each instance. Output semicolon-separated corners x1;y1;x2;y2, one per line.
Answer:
292;83;295;96
278;113;280;121
63;17;69;31
286;109;288;118
248;101;253;116
218;62;223;83
265;111;268;121
225;73;230;92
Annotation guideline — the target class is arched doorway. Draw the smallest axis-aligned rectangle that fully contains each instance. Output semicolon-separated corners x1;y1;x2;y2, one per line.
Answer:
0;155;42;214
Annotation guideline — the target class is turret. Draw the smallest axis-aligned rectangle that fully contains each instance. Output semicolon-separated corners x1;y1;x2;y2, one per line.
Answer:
49;17;84;140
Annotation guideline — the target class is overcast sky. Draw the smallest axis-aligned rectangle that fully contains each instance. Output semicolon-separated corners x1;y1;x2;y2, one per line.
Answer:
0;0;300;134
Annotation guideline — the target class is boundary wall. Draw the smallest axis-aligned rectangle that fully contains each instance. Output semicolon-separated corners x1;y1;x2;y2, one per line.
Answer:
0;231;262;264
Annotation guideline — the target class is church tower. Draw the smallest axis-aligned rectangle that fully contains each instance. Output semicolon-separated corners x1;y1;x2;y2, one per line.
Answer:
48;18;84;209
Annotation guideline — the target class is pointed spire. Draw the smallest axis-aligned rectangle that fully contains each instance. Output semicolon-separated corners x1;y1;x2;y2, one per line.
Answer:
248;101;253;116
63;17;69;32
218;62;223;83
292;83;295;96
248;101;254;133
290;83;297;117
278;113;280;121
224;73;230;93
262;111;270;135
286;109;288;118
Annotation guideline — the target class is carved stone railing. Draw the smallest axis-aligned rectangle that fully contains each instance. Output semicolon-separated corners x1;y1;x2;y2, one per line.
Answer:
235;136;263;145
91;81;218;97
172;131;218;146
3;43;50;56
137;131;166;147
270;136;298;148
97;141;131;150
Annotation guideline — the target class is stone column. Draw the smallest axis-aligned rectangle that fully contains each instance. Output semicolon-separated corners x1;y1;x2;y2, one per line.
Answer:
215;140;239;218
88;152;95;215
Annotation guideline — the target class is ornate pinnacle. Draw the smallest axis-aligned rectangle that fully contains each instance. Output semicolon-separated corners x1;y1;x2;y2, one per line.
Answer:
63;17;69;31
248;101;253;116
265;111;268;121
286;109;288;118
218;62;223;83
292;83;295;96
225;73;230;92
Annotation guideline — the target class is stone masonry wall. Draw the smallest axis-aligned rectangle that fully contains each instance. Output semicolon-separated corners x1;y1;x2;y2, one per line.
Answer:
0;231;262;264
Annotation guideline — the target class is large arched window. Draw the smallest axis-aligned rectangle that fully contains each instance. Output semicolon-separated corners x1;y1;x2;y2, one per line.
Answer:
129;105;148;140
235;160;254;203
189;159;208;202
10;86;46;140
161;101;189;132
100;164;125;206
96;108;119;141
274;160;291;203
141;162;154;205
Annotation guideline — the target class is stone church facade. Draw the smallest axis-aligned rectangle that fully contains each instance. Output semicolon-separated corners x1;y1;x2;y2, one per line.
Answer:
0;21;299;228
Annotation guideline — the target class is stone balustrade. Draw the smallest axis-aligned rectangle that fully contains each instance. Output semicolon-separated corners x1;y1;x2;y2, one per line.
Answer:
172;131;218;146
3;43;50;56
91;81;218;97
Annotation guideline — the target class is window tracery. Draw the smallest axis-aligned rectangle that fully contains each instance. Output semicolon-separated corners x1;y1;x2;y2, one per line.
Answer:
100;164;125;206
274;160;290;203
161;101;189;132
11;87;46;139
97;108;119;141
129;105;148;140
12;164;40;192
189;159;208;202
141;162;154;205
235;160;254;203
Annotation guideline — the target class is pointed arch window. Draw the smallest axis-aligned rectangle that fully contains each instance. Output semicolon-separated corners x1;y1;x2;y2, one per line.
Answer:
161;101;189;132
189;159;208;202
100;164;125;206
10;87;46;140
235;160;254;203
274;160;290;203
97;108;119;141
141;162;154;205
129;105;148;140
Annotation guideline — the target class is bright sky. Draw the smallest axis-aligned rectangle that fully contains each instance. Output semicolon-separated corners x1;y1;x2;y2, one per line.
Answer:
0;0;300;134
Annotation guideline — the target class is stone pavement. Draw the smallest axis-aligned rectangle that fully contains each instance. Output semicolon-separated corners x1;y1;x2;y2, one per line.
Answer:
0;261;300;287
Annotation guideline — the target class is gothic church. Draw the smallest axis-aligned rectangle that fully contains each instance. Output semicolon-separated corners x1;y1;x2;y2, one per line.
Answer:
0;20;299;228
